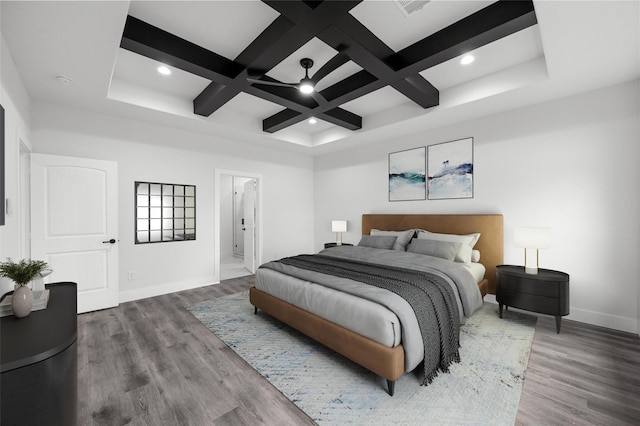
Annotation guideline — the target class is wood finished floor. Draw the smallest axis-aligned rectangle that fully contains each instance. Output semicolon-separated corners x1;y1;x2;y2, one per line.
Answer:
78;276;640;425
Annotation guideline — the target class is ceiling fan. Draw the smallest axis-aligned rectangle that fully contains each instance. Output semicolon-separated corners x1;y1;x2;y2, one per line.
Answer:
247;52;349;98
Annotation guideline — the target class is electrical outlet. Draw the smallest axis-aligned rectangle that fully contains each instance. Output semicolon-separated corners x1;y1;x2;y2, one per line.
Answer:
128;271;135;281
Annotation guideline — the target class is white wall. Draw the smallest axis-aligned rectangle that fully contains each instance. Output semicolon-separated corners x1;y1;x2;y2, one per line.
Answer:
314;80;640;334
29;103;315;301
0;35;34;296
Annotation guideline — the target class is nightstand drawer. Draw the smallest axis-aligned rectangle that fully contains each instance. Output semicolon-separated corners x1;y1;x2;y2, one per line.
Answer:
499;289;569;316
497;273;561;297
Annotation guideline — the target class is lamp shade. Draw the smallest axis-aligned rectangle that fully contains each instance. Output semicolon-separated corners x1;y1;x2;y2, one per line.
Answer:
331;220;347;233
514;227;551;249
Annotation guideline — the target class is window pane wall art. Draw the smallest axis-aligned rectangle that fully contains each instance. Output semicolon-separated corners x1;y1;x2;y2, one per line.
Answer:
135;181;196;243
388;147;426;201
427;137;473;200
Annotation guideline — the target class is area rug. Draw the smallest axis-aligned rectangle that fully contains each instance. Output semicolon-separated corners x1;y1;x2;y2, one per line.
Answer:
187;292;536;425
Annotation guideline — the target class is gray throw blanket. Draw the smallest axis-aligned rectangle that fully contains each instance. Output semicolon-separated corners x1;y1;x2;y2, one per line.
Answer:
264;254;461;385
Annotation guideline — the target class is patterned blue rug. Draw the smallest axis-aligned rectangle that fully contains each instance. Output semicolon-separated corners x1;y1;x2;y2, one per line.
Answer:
187;292;536;425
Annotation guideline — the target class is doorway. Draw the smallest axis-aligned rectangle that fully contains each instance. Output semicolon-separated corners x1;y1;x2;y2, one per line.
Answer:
215;169;262;282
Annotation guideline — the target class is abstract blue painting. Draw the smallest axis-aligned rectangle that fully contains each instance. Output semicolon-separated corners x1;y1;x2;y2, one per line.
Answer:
427;138;473;200
389;147;426;201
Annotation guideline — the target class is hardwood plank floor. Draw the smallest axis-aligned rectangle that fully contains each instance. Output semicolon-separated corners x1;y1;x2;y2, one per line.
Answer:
78;276;640;425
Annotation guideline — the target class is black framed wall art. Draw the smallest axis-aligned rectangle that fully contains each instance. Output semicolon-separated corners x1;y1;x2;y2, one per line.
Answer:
427;138;474;200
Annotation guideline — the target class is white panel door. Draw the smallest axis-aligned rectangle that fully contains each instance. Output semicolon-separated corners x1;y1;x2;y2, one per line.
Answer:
243;179;256;273
31;154;118;313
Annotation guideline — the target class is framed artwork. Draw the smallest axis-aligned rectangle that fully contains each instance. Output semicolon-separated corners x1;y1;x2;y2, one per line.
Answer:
427;137;473;200
388;147;426;201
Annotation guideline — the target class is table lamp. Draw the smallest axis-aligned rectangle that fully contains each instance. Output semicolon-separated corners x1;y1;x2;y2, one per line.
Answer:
514;227;551;274
331;220;347;245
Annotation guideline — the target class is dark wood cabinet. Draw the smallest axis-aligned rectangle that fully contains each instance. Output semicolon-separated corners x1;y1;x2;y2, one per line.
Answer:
1;282;78;425
496;265;569;333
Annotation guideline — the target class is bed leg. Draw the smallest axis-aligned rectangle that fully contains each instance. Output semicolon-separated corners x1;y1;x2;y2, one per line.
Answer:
386;379;395;396
254;307;258;315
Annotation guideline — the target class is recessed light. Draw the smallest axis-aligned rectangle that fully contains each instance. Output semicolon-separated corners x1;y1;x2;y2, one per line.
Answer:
157;66;171;75
460;55;475;65
308;118;317;124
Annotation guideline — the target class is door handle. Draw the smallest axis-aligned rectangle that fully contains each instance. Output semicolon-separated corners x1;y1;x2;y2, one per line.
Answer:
102;239;117;244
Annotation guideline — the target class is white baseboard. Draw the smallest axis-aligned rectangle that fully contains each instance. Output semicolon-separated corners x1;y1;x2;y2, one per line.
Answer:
119;278;220;304
484;294;638;335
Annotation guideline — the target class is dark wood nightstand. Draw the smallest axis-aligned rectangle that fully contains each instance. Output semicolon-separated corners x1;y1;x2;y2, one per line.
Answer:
496;265;570;333
324;242;353;248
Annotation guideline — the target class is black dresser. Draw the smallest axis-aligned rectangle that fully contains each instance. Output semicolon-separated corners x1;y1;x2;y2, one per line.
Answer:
1;282;78;426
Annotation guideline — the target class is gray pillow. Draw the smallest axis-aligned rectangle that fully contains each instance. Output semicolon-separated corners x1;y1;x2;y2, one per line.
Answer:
370;229;415;251
406;239;461;261
357;235;398;250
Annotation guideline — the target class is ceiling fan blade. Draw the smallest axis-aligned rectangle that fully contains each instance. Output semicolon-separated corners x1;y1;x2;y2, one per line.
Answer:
310;52;349;84
247;77;297;89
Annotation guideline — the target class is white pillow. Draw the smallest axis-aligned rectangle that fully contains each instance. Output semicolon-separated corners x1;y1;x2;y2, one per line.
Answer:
471;250;481;263
417;230;481;264
370;229;415;251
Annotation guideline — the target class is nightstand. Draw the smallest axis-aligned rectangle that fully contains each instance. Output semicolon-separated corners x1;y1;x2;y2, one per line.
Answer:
324;242;353;249
496;265;570;333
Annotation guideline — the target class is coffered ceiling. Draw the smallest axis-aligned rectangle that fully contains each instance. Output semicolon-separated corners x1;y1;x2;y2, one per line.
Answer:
1;1;638;155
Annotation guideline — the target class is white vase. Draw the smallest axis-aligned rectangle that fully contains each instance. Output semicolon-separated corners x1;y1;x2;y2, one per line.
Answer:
12;285;33;318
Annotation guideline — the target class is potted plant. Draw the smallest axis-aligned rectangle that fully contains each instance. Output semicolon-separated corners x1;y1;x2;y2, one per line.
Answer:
0;258;50;318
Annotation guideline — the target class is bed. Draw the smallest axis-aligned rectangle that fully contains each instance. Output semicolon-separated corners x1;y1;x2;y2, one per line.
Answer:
249;214;503;395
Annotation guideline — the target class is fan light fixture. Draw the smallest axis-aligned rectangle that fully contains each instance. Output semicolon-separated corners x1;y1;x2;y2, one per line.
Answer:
298;58;315;94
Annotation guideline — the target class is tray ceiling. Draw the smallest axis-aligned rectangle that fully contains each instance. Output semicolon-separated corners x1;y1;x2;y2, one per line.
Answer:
111;0;543;147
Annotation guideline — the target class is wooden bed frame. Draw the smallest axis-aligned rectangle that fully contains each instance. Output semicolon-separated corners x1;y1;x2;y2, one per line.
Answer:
249;214;503;395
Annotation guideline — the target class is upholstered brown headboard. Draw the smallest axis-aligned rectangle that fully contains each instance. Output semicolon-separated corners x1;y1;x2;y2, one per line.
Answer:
362;214;504;294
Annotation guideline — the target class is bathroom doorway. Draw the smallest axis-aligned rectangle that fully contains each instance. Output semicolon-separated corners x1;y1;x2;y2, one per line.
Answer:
216;170;261;282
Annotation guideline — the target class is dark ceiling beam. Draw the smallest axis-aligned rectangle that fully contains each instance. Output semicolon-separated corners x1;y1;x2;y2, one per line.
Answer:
260;70;378;133
262;0;535;131
391;0;538;76
193;0;363;129
120;16;241;83
261;5;440;132
121;0;537;135
252;84;362;133
246;84;318;111
261;105;362;134
321;17;439;108
320;108;362;131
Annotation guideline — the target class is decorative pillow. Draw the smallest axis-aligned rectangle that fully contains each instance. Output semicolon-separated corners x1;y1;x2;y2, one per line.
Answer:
357;235;398;250
406;239;461;262
456;244;473;264
471;250;481;263
370;229;415;251
416;230;481;264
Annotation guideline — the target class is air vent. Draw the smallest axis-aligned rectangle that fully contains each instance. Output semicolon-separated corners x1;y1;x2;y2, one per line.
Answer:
394;0;430;17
